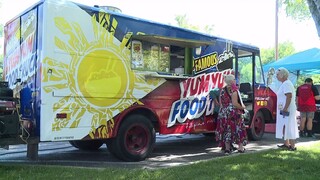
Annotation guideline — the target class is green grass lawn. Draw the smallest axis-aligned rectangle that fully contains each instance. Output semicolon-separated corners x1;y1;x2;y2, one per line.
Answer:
1;142;320;180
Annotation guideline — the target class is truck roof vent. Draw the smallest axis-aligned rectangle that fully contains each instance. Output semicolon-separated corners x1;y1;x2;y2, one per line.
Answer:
94;5;122;13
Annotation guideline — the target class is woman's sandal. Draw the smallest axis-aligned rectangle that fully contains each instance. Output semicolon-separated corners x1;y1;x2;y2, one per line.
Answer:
224;150;231;155
288;146;297;151
231;145;237;151
237;148;246;153
277;144;290;149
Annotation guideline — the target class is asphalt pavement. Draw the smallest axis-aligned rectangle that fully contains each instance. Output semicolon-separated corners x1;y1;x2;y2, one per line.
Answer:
0;133;319;169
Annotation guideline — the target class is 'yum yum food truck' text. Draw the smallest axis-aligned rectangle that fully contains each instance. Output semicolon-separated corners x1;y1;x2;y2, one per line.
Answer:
168;69;232;127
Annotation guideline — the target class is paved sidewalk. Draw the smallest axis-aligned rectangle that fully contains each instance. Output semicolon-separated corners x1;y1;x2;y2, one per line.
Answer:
0;133;319;169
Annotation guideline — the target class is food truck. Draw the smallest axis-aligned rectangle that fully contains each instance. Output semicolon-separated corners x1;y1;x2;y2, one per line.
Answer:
1;0;277;161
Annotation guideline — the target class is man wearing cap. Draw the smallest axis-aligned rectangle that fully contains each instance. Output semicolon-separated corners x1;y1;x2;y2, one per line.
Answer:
296;78;320;137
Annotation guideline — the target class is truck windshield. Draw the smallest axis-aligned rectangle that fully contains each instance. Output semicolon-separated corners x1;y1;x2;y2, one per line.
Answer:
237;53;264;85
255;55;265;84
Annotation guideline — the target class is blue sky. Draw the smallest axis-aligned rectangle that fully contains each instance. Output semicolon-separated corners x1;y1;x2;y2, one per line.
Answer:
1;0;319;51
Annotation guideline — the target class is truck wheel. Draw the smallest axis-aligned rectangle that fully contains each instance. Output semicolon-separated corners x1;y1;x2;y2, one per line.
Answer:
105;139;117;155
69;140;104;150
202;132;215;137
247;111;265;141
0;120;6;135
111;114;156;161
69;141;79;148
0;86;13;98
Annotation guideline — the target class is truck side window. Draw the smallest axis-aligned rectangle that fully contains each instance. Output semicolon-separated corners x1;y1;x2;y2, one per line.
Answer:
170;46;185;74
131;40;170;73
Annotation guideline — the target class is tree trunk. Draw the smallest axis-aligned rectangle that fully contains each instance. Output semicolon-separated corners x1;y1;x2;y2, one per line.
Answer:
307;0;320;37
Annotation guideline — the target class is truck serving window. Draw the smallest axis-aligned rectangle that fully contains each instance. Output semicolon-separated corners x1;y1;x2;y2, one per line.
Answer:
131;35;214;75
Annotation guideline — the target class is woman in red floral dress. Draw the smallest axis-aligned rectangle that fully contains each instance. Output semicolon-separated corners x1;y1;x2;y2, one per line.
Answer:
215;74;248;155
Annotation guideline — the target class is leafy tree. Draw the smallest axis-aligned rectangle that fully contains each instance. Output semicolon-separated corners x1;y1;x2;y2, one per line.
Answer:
203;24;215;35
0;54;2;77
175;14;200;31
0;22;3;78
282;0;311;20
174;14;214;35
261;41;296;65
0;0;3;78
281;1;320;83
296;74;320;86
240;63;252;83
0;24;3;78
0;25;3;37
0;0;2;37
260;48;275;65
281;0;320;37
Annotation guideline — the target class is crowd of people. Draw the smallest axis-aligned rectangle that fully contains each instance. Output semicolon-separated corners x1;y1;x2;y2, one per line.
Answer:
212;67;319;155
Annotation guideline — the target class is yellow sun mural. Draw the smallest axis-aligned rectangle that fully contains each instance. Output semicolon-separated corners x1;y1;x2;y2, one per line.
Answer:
42;11;164;139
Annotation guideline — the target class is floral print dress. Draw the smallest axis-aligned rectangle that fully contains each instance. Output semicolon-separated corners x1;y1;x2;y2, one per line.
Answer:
215;87;248;147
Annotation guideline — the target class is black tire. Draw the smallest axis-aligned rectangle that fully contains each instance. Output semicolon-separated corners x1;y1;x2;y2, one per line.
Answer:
0;87;13;98
69;140;104;150
69;140;79;148
105;139;117;155
202;132;215;137
109;114;156;161
0;120;6;135
247;111;265;141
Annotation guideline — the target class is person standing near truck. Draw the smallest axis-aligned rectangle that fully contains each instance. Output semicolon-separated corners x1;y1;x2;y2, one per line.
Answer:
215;74;247;155
275;67;299;151
296;78;320;137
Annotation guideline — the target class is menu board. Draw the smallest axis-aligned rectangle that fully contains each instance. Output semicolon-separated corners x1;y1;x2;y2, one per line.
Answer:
131;40;143;69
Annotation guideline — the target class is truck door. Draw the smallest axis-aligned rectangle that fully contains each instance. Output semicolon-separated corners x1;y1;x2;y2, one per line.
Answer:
236;48;266;140
3;8;38;134
236;49;255;111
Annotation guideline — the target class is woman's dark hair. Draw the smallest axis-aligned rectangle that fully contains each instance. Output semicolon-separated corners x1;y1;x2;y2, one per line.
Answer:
305;78;313;83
